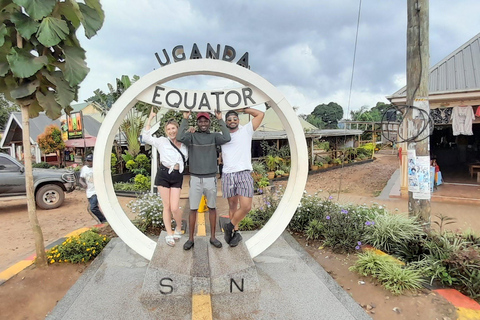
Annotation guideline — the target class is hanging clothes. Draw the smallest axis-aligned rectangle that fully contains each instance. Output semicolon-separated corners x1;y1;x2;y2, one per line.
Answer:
430;107;453;124
451;106;475;136
475;106;480;117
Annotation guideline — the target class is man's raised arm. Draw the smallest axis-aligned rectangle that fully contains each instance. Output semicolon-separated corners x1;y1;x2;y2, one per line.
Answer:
244;108;265;131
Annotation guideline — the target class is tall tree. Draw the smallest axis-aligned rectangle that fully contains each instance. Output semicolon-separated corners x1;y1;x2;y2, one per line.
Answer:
310;102;344;129
0;0;104;267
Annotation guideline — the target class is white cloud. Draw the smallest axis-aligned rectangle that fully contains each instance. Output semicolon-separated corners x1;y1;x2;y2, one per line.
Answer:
74;0;480;117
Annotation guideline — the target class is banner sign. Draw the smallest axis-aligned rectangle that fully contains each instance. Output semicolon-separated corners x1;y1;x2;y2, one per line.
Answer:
67;111;84;139
136;85;269;112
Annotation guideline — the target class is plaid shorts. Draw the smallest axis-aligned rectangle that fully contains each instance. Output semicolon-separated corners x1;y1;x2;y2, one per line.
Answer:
221;170;254;198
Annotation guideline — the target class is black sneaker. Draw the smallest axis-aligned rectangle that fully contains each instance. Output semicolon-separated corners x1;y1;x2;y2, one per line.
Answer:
183;240;194;250
223;222;234;244
209;238;222;248
229;231;243;247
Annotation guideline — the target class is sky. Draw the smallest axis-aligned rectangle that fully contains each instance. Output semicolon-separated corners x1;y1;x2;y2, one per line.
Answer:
76;0;480;117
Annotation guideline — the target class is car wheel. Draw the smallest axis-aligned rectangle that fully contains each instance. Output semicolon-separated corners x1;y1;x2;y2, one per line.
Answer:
35;184;65;210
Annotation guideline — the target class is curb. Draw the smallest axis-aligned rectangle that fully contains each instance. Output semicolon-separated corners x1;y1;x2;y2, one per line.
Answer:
434;289;480;320
0;223;106;286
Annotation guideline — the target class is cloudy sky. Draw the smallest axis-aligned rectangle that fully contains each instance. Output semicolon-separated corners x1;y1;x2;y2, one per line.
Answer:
76;0;480;117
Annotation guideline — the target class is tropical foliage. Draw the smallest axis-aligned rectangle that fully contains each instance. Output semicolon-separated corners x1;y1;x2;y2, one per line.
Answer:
0;0;104;118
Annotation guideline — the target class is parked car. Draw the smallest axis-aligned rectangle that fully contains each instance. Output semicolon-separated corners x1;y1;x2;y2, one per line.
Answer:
0;153;76;209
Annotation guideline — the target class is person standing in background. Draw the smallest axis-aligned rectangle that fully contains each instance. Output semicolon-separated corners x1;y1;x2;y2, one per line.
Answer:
79;154;107;224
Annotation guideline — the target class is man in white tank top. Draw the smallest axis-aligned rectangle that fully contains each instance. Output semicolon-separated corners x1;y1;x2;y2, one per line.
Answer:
221;107;264;247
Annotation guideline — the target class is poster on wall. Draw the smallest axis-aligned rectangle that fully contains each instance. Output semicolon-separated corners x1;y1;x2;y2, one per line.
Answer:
67;111;84;139
407;149;431;199
413;156;431;200
407;149;419;192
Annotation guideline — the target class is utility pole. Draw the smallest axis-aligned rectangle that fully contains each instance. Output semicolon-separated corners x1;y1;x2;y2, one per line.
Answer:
406;0;430;230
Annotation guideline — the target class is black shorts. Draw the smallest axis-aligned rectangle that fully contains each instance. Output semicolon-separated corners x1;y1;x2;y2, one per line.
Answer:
154;165;183;189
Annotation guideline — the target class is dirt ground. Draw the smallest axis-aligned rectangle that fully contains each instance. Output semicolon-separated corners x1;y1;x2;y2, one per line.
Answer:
1;153;478;319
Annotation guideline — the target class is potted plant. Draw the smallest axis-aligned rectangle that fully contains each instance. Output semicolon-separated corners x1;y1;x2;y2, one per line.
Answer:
323;156;333;167
274;169;285;178
333;158;342;166
265;154;282;179
280;163;290;177
256;176;270;193
252;161;266;181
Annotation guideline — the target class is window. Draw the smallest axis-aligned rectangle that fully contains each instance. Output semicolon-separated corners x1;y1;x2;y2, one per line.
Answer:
0;157;20;172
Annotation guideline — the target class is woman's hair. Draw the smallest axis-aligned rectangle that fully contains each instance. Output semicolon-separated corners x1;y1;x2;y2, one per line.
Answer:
164;118;179;131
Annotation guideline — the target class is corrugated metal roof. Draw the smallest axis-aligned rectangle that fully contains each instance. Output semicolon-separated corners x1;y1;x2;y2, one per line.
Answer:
252;129;362;140
390;32;480;98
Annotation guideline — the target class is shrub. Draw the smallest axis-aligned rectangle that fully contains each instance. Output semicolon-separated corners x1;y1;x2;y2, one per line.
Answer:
128;192;164;232
113;182;137;192
252;161;266;176
126;159;136;172
32;162;55;169
356;146;373;158
362;213;424;254
321;205;369;253
134;174;151;192
255;177;270;191
239;215;258;231
247;186;284;228
289;192;331;232
350;250;424;295
135;154;151;175
305;219;324;240
412;232;480;300
46;229;110;264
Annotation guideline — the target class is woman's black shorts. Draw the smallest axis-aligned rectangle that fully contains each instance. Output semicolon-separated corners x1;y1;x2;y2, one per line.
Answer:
154;165;183;189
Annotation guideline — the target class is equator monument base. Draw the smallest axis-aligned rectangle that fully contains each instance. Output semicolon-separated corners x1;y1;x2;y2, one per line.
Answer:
46;232;370;320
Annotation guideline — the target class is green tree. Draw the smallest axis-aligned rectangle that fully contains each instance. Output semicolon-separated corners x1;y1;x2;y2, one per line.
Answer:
350;102;393;122
350;105;374;121
0;0;104;267
0;93;19;129
371;101;392;119
305;114;325;129
309;102;344;129
37;124;65;163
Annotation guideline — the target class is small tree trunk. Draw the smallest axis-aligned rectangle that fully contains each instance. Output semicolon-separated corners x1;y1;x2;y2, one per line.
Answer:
21;104;48;267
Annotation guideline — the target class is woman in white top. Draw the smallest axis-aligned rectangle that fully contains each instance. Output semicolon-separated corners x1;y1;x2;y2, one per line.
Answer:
142;109;188;247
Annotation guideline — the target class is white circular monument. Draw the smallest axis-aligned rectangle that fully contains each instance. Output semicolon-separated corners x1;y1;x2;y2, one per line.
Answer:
94;56;308;260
